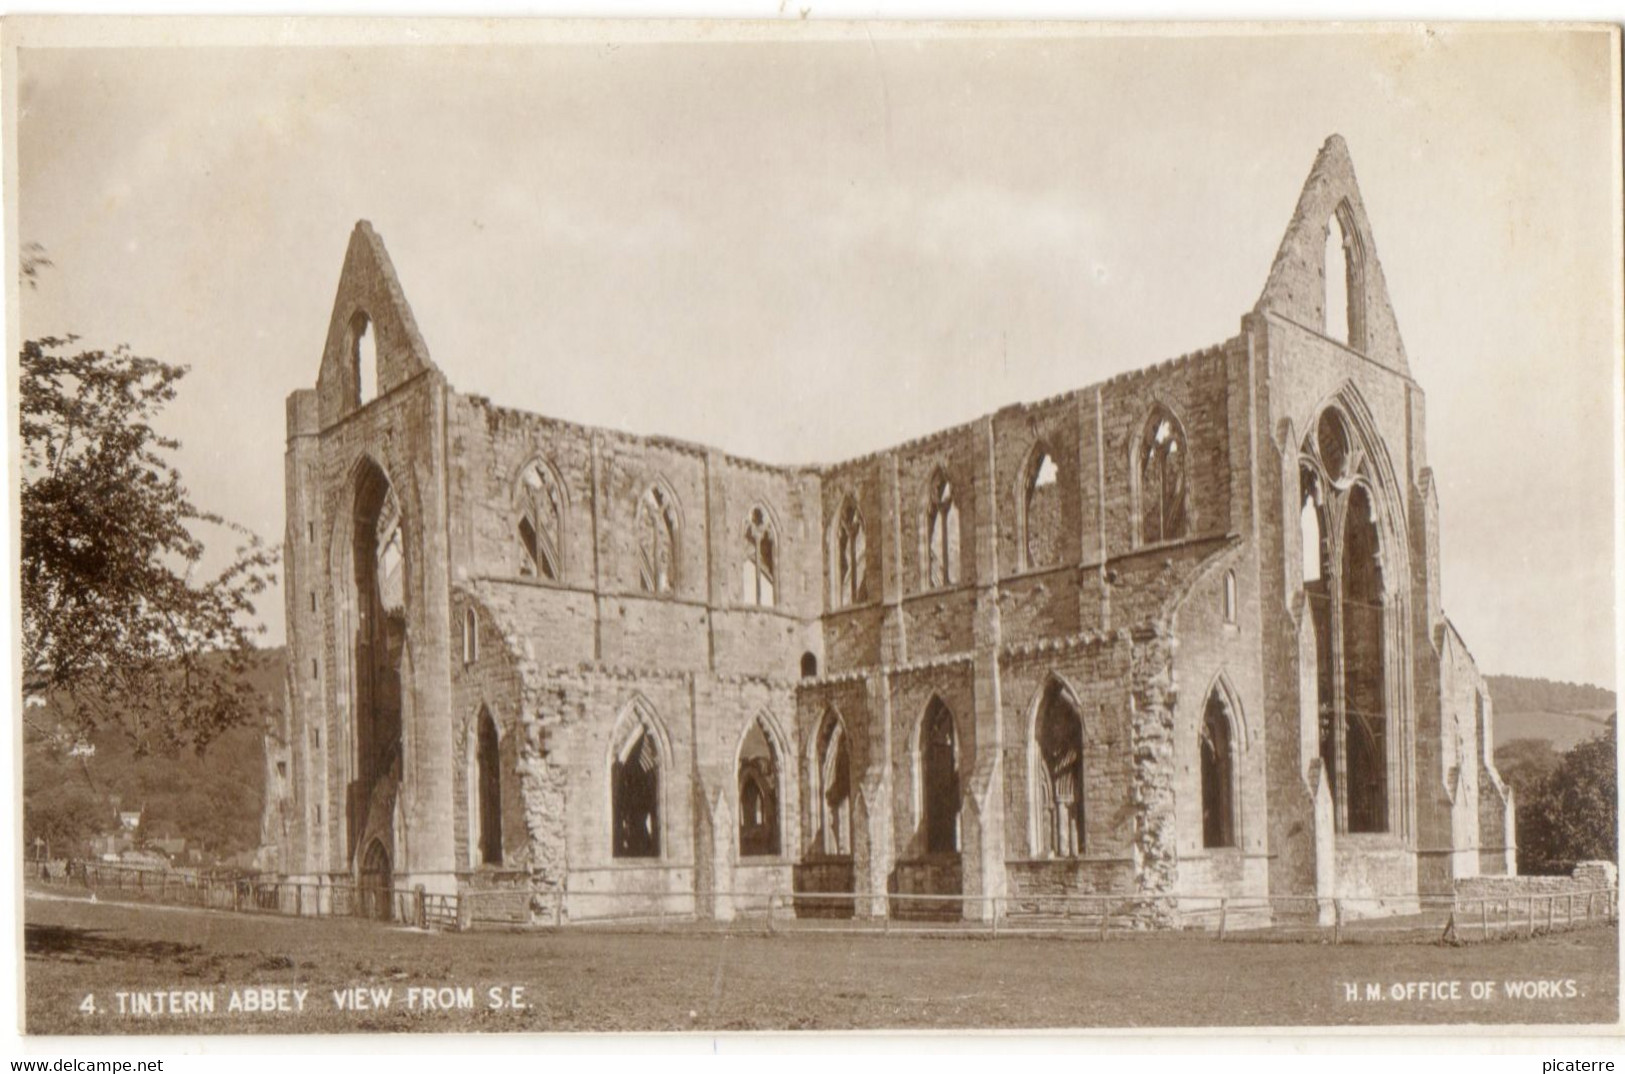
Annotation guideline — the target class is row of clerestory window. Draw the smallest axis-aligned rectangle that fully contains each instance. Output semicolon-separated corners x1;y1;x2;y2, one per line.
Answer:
830;405;1194;608
509;460;781;606
508;406;1193;611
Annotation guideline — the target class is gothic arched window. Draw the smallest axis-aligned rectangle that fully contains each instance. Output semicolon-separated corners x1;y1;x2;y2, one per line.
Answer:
1021;443;1062;570
834;497;868;608
612;702;663;858
1300;405;1389;835
811;710;851;857
920;699;961;855
737;718;781;857
636;484;679;595
925;470;961;589
1201;689;1237;849
741;506;777;607
1323;201;1367;351
517;460;564;581
1138;407;1189;545
1033;680;1085;858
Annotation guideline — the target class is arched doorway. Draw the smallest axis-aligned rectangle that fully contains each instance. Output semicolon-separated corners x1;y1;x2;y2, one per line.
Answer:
359;839;392;921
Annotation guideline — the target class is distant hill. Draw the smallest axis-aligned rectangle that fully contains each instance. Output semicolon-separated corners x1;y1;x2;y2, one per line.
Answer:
23;647;285;862
1487;674;1615;751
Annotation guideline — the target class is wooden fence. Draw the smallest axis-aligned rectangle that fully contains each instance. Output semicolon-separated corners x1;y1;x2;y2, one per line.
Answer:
26;859;1617;944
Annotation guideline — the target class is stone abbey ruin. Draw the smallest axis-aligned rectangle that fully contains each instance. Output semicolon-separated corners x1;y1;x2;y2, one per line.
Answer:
261;136;1515;926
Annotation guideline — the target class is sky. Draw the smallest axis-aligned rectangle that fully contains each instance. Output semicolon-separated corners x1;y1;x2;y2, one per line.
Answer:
12;23;1620;688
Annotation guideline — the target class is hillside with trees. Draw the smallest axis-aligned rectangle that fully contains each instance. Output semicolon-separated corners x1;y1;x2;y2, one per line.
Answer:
1486;674;1615;750
22;647;283;863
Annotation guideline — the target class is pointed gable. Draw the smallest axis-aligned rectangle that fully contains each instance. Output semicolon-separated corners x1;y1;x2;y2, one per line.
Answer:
1255;135;1410;376
315;221;438;428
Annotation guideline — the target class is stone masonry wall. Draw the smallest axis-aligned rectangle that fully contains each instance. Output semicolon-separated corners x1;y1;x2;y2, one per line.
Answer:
276;139;1506;925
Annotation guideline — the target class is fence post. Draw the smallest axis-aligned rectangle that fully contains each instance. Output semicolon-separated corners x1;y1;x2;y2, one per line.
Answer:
990;896;999;937
1332;899;1342;945
1218;898;1228;941
1098;898;1110;941
1546;895;1555;933
414;884;426;929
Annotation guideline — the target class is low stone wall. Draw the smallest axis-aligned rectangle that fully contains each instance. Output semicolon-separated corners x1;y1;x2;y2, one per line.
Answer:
890;856;964;920
792;859;856;918
1455;860;1617;902
1004;857;1135;900
562;864;696;921
459;870;543;926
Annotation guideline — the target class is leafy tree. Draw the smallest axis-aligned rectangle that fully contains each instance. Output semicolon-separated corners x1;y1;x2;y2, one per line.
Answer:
1494;737;1560;806
21;728;106;860
1516;721;1617;872
20;332;279;754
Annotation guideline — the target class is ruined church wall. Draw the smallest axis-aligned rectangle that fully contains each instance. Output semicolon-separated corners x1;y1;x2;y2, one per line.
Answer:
885;660;979;864
995;638;1139;898
442;392;822;684
818;457;889;671
1260;317;1424;903
446;590;534;878
294;372;456;885
793;676;877;859
1167;553;1271;899
488;663;800;918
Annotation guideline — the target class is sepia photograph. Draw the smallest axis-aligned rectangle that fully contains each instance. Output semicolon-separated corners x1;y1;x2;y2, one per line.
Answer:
5;17;1621;1041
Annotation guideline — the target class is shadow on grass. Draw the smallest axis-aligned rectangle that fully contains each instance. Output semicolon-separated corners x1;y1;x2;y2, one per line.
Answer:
26;924;200;964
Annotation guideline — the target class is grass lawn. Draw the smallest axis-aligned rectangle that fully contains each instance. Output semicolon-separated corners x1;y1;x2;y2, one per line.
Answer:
24;889;1619;1034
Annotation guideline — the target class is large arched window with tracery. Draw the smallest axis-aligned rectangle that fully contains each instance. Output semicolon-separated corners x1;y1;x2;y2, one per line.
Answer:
834;497;868;608
349;459;404;861
636;484;679;595
925;469;961;589
517;460;564;581
1138;407;1189;545
1299;405;1389;834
